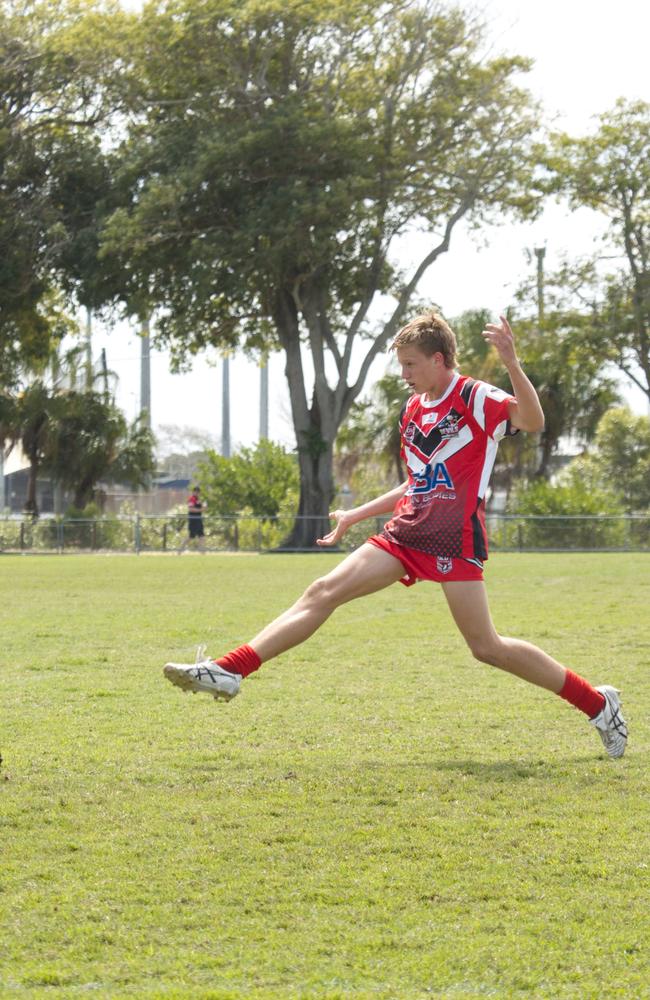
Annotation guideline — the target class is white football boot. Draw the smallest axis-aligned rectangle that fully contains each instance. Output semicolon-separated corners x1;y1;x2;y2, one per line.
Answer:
163;646;241;702
589;686;627;758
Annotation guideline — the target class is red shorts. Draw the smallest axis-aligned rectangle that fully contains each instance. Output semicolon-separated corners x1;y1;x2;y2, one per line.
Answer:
368;534;484;586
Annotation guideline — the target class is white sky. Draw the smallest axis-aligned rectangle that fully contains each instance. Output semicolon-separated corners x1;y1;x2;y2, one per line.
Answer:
92;0;650;454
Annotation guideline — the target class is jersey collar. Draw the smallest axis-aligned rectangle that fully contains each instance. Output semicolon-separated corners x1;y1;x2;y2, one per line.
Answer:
420;371;460;408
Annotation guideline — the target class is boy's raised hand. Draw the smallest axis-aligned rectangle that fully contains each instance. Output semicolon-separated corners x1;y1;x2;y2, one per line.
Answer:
481;315;519;368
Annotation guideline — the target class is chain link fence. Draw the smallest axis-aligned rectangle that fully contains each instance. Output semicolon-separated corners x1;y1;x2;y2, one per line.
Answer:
1;513;649;554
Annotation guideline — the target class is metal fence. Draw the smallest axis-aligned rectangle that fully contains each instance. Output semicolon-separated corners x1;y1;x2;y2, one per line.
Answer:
1;513;649;554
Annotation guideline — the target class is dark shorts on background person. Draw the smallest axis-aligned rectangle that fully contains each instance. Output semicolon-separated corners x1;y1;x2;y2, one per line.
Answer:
188;519;204;538
368;534;484;586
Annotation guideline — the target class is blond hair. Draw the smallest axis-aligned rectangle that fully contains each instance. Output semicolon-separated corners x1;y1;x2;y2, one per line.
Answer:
391;311;457;368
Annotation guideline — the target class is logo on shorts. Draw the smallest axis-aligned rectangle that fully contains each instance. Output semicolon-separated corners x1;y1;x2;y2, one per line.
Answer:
436;556;453;575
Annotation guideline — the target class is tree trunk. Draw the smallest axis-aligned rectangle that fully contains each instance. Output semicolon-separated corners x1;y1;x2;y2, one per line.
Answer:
535;429;555;480
24;458;39;519
73;478;95;511
281;440;334;549
274;288;340;549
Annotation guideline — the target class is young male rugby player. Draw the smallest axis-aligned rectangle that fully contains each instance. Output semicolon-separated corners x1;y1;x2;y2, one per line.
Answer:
164;313;627;758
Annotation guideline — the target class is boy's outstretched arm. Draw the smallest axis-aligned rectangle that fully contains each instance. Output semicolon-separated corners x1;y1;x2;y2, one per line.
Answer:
317;481;408;547
482;315;545;433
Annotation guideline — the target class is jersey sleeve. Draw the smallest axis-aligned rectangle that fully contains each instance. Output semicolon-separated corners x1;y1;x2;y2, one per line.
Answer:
470;381;517;441
398;399;410;462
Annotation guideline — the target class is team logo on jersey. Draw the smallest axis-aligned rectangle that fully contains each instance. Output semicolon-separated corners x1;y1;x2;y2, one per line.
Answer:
422;411;438;425
438;413;460;438
436;556;453;574
404;421;417;444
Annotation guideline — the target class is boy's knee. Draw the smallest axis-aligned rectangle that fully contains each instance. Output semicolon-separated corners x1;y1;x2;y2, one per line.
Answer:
303;575;335;607
468;637;503;666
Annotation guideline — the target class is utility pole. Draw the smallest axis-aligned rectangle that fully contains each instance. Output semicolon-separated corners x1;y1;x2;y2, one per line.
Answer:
221;352;231;458
100;349;110;402
140;317;151;428
259;353;269;441
534;245;546;329
85;307;93;390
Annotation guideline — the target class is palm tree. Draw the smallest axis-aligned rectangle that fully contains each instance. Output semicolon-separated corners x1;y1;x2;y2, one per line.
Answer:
335;374;408;490
12;382;61;517
49;391;154;510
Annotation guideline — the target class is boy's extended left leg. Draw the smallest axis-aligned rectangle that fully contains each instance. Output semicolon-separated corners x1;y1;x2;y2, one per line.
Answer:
163;542;405;701
441;580;627;758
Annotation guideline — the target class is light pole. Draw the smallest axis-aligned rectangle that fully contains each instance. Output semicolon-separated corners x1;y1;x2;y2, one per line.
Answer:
259;353;269;441
534;245;546;328
85;307;93;390
221;352;231;458
140;317;151;429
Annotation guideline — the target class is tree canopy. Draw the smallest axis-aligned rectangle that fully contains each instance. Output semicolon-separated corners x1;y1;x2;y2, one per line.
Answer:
3;1;645;535
572;408;650;514
198;439;299;518
0;0;133;387
547;100;650;403
99;0;542;544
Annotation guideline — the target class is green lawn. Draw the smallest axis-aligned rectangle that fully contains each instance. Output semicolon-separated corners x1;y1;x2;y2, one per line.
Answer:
1;553;649;999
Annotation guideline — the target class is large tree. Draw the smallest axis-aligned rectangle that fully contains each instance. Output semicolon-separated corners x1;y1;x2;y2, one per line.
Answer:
101;0;542;545
0;0;132;387
547;100;650;403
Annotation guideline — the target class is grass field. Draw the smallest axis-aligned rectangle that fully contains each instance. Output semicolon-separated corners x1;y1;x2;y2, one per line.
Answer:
1;552;649;999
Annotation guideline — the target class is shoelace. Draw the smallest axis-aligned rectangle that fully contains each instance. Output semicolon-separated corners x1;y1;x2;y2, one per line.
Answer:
195;643;208;664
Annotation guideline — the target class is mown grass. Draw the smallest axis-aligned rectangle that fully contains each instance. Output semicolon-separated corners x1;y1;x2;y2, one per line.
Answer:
1;552;649;999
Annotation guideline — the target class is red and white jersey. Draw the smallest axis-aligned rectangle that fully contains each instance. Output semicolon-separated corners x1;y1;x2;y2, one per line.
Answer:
382;373;516;560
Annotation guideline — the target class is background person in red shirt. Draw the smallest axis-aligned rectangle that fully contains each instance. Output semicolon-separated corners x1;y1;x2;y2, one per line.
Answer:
178;486;206;554
164;313;627;759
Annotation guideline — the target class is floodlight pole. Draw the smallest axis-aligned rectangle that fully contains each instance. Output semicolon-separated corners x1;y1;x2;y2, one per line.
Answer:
140;317;151;429
534;245;546;329
259;354;269;441
85;307;93;390
100;349;110;403
222;352;231;458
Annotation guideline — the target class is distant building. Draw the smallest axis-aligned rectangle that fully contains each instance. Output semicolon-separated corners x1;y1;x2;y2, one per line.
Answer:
1;445;191;517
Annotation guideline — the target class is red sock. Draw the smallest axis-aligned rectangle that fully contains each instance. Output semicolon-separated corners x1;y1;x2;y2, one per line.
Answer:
215;644;261;678
558;670;605;718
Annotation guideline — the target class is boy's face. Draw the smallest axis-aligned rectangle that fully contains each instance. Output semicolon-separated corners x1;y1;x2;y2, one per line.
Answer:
396;344;444;396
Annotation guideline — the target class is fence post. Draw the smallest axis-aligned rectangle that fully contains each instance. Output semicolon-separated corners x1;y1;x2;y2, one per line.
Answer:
135;513;141;554
162;522;167;552
20;521;25;551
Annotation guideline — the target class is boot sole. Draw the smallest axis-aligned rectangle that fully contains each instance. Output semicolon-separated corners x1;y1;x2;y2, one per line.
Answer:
163;664;237;701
